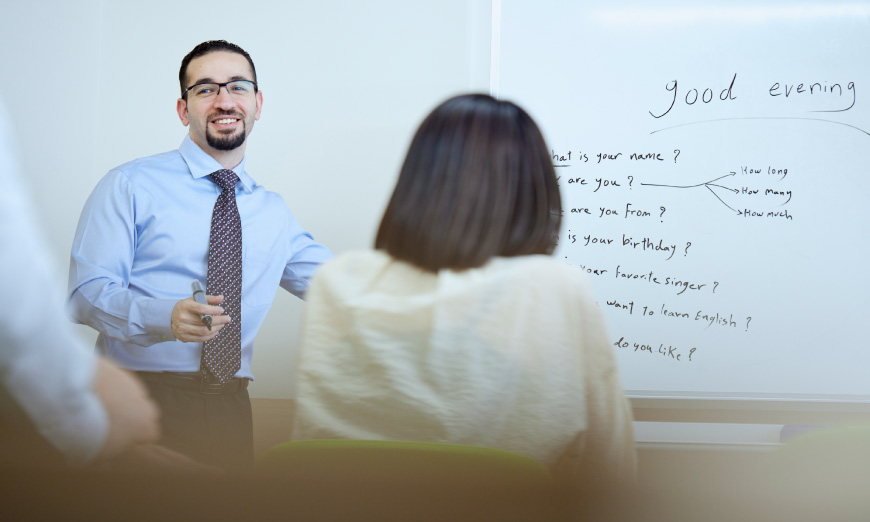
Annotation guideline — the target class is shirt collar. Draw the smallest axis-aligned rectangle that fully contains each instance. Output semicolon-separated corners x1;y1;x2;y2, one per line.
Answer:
178;134;256;193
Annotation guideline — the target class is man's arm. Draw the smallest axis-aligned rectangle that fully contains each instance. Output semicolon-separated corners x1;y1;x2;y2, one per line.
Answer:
67;172;229;345
67;170;177;345
279;210;334;299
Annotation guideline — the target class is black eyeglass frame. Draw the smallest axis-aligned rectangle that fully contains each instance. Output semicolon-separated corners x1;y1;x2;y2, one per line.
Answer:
183;80;259;98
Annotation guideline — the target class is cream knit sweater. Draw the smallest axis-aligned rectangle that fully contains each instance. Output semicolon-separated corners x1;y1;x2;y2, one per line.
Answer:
291;250;636;490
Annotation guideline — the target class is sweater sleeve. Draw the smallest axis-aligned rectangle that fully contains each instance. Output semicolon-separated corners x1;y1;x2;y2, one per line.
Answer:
553;270;637;494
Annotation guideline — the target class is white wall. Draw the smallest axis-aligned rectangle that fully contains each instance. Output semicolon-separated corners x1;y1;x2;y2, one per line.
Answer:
0;0;106;350
2;0;492;398
0;0;103;272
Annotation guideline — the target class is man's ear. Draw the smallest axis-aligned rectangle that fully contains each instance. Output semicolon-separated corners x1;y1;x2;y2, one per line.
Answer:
176;98;189;126
254;90;263;121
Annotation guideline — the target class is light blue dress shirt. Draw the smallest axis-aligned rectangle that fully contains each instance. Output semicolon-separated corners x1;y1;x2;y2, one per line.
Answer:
67;135;333;379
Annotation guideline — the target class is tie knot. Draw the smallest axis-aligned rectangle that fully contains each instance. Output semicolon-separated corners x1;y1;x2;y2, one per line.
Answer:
210;169;239;191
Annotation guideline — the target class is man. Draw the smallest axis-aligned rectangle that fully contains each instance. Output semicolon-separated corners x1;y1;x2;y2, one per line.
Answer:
0;98;159;468
67;40;333;470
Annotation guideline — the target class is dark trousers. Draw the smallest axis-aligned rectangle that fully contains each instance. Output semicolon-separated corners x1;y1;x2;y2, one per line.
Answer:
136;372;254;471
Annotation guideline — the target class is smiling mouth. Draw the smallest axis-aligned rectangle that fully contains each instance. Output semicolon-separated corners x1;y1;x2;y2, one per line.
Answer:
213;118;239;125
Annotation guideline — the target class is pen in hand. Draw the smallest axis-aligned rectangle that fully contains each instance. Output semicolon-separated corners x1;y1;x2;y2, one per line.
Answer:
190;280;212;330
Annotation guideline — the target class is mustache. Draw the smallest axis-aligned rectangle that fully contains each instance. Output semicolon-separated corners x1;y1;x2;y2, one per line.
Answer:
210;110;244;120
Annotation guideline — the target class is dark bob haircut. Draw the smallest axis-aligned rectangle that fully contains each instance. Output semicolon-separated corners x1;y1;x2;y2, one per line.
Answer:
375;94;561;272
178;40;258;99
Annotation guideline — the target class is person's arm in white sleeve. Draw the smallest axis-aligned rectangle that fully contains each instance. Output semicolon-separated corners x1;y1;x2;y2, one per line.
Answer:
0;101;159;465
554;273;637;494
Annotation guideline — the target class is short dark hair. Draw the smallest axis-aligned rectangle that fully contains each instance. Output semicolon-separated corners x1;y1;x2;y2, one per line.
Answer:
375;94;561;272
178;40;257;99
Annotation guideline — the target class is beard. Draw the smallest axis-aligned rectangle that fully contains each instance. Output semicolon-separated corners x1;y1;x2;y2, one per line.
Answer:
206;120;247;151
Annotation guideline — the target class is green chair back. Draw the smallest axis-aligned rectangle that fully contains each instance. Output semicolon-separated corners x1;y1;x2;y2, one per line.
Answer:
257;439;563;521
259;438;551;485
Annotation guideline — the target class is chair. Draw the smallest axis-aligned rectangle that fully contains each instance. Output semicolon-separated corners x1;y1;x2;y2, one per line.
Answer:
256;439;565;521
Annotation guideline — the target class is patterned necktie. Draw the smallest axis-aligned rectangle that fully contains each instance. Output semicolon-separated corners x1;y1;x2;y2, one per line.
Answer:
202;169;243;384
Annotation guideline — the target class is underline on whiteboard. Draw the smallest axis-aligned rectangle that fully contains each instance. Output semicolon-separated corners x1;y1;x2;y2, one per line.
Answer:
554;165;571;167
650;117;870;137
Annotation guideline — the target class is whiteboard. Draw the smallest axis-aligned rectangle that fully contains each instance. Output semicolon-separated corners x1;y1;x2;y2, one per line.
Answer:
495;1;870;402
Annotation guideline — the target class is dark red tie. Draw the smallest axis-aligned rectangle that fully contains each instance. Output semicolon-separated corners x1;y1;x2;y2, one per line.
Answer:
202;169;242;384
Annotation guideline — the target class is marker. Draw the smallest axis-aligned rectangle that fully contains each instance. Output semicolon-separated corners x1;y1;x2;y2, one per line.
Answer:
191;280;212;330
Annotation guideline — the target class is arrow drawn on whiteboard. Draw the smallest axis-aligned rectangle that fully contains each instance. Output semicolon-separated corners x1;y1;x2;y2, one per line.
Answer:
640;172;739;213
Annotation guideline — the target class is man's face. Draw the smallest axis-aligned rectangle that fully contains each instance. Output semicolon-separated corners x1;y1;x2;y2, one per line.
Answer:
177;51;263;156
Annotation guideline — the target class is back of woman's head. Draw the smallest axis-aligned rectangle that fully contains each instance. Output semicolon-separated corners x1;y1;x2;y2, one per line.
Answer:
375;94;561;272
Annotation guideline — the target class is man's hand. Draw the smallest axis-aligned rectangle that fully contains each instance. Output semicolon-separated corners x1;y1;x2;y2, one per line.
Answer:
171;294;231;343
93;359;161;461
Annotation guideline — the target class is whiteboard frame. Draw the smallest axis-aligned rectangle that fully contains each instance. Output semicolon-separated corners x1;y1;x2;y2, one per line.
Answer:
489;1;870;423
631;394;870;424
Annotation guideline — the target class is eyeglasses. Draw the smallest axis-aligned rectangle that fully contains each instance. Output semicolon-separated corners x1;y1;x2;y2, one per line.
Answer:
184;80;258;99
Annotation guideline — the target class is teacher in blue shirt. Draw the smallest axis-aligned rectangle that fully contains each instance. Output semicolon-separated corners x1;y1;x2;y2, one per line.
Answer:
67;40;333;470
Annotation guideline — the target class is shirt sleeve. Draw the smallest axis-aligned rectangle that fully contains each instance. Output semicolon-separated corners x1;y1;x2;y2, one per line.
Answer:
279;209;334;299
67;170;176;345
0;104;108;465
554;271;638;493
